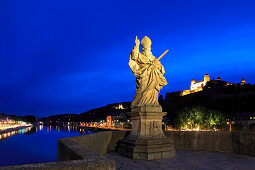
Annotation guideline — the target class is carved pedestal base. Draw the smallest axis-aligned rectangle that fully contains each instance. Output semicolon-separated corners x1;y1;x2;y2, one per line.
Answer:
117;106;175;160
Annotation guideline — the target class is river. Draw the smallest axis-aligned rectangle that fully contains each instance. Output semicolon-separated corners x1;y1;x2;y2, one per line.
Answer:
0;125;93;167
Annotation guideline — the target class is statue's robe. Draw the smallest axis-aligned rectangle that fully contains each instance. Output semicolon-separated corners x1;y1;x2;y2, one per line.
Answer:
129;46;167;107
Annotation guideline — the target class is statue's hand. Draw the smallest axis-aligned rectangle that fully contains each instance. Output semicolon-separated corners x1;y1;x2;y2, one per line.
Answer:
154;59;160;65
135;36;140;46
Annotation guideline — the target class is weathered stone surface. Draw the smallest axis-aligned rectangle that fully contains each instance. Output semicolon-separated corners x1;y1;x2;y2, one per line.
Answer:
125;36;174;160
117;106;175;160
0;159;115;170
165;131;255;157
106;150;255;170
129;36;168;107
65;131;127;155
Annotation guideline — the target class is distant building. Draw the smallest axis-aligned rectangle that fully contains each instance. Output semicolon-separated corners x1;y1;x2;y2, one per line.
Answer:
182;74;210;96
106;115;117;126
216;77;221;81
182;74;247;96
241;76;246;85
0;113;4;122
106;112;128;126
114;104;125;110
230;112;255;126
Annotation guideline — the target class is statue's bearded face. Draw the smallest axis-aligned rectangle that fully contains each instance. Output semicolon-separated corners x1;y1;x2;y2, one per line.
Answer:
142;47;154;60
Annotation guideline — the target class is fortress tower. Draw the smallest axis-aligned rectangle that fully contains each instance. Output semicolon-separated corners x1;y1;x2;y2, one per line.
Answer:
190;77;196;90
241;76;246;85
204;74;210;83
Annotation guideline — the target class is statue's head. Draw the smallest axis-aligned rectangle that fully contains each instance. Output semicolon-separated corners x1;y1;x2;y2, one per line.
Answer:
141;36;152;49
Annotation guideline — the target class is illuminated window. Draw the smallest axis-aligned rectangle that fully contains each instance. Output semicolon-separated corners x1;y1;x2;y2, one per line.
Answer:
250;117;252;120
253;117;255;119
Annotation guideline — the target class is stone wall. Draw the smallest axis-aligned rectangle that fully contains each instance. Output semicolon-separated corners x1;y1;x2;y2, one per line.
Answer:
59;130;255;160
164;131;255;156
59;131;127;159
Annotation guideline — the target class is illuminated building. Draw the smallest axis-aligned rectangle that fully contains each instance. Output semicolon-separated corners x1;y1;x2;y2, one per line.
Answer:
182;74;247;96
241;76;246;85
106;112;128;126
106;115;117;126
182;74;210;96
230;112;255;126
114;104;125;110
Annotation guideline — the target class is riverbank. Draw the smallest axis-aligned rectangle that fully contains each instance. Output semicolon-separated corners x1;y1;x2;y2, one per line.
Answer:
0;124;33;135
79;125;131;132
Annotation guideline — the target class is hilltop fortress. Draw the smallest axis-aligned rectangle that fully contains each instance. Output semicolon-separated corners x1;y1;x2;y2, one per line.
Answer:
182;74;246;96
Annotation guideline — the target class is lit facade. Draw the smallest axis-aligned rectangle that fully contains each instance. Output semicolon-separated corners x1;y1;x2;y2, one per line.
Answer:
182;74;247;96
106;115;117;126
114;104;125;110
182;74;210;96
241;76;246;85
230;112;255;126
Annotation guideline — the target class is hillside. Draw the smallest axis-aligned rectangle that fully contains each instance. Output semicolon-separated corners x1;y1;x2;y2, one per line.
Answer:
162;83;255;124
40;83;255;125
80;102;131;122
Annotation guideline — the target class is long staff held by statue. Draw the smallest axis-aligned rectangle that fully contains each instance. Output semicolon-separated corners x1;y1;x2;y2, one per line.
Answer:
157;49;169;61
154;49;169;64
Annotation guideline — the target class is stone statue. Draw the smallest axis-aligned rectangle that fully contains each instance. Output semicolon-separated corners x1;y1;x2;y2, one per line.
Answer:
117;36;175;160
129;36;167;108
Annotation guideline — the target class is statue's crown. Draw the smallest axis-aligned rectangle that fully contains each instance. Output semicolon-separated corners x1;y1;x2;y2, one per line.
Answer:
141;36;152;48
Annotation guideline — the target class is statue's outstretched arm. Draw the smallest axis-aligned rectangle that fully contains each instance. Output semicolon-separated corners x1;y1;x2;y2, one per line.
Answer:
131;37;140;60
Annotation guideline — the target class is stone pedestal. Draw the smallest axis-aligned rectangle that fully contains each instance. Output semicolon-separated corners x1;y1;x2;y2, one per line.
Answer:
117;106;175;160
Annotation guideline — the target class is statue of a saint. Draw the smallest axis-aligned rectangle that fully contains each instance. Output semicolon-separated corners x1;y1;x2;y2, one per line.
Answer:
129;36;167;108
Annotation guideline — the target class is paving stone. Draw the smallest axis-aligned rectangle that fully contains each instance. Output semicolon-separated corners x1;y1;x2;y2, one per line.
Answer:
105;150;255;169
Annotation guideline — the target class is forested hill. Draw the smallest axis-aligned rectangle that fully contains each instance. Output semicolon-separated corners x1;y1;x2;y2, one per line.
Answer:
162;83;255;124
40;83;255;124
80;102;131;122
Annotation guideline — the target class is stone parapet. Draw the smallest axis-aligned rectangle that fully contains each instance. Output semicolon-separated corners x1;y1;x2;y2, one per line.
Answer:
2;130;255;169
165;131;255;157
118;106;175;160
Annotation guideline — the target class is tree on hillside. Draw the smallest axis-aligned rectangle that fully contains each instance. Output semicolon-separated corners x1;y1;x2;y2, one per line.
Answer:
174;106;225;130
204;109;225;129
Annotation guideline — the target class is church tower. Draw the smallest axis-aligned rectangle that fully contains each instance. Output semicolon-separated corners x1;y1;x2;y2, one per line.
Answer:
190;77;196;90
241;76;246;85
204;73;210;84
216;77;221;81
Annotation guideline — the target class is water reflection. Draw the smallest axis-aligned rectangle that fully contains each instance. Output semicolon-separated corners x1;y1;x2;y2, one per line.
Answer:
0;125;93;142
0;126;34;142
35;124;93;135
0;125;95;167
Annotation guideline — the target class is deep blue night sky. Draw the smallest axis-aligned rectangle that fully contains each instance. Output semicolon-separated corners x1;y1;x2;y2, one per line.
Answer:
1;0;255;117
